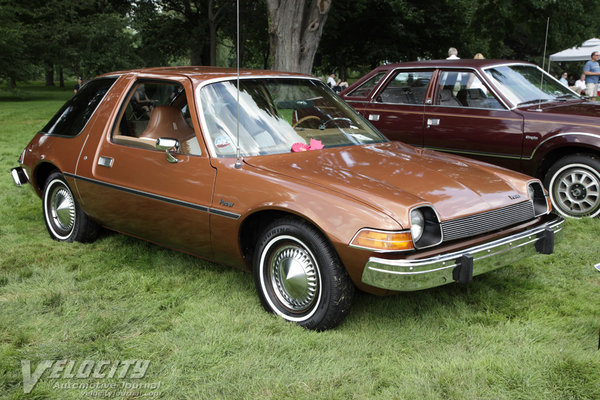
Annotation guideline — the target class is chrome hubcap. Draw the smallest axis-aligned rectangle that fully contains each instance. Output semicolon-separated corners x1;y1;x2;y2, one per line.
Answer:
553;166;600;217
50;185;76;233
270;244;318;312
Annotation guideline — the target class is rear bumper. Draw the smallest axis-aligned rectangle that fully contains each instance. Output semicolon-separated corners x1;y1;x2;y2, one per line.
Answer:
361;213;564;291
11;167;29;186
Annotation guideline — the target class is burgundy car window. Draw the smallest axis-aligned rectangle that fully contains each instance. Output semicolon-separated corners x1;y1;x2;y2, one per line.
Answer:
346;72;387;97
376;70;433;104
41;77;117;137
436;71;503;110
484;65;579;106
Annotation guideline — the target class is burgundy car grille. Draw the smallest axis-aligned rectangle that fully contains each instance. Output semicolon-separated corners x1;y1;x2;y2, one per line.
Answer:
441;201;536;242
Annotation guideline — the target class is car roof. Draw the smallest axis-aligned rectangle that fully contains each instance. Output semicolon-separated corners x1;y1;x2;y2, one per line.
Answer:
371;59;535;70
97;66;310;82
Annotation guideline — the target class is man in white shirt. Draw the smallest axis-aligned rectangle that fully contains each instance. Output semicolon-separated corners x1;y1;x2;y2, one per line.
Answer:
446;47;459;60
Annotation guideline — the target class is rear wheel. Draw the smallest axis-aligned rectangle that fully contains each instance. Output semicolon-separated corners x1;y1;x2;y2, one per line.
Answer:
253;218;354;330
544;154;600;218
43;172;99;242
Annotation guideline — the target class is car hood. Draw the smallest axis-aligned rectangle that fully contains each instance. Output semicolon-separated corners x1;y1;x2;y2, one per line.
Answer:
244;142;530;226
522;99;600;117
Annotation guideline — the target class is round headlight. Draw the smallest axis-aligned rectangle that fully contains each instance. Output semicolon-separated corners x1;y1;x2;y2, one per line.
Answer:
410;209;425;242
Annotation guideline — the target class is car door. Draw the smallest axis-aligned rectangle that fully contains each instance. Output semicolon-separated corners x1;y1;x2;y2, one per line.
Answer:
74;76;216;258
423;69;524;170
357;68;434;147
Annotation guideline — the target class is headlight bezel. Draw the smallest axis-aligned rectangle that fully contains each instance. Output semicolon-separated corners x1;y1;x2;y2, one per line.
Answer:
409;205;443;250
528;180;551;216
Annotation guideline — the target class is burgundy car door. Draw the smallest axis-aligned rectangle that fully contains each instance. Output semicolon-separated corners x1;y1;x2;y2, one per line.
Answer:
350;69;434;147
74;76;216;258
422;69;524;170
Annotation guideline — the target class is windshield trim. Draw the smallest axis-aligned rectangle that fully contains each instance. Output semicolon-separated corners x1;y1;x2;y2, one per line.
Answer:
195;76;388;159
482;63;581;110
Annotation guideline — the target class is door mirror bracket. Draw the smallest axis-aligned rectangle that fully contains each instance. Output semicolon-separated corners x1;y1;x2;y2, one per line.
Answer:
156;137;180;163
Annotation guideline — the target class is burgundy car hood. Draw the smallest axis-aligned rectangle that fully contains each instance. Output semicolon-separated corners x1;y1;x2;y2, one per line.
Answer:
245;142;528;225
522;100;600;117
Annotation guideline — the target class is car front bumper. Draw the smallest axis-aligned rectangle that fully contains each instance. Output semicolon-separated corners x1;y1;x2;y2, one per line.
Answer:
11;167;29;187
361;213;565;291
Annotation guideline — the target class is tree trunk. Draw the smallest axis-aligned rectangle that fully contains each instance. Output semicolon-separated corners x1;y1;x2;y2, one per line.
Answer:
208;0;226;66
45;63;55;87
58;66;65;88
191;44;203;65
267;0;331;74
10;77;17;89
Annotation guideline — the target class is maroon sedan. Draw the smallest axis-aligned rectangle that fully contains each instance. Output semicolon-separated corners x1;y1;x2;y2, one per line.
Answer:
342;60;600;218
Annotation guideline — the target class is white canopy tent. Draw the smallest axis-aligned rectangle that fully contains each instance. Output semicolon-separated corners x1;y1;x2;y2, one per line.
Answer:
549;38;600;64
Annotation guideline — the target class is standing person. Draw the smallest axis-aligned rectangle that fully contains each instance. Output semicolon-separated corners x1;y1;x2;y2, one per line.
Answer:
584;51;600;99
446;47;459;60
73;76;83;93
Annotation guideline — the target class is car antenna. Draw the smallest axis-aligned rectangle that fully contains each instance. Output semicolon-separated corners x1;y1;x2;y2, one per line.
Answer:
536;17;550;112
234;0;243;169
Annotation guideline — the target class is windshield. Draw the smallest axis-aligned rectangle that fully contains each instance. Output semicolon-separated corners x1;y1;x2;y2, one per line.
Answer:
484;65;580;106
199;78;386;157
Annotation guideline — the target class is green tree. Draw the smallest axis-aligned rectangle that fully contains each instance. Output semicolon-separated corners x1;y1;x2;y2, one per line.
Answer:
0;1;33;87
319;0;600;78
1;0;138;86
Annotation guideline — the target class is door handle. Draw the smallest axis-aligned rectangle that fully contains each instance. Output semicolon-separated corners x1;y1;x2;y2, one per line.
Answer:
98;156;114;168
368;114;380;121
426;118;440;127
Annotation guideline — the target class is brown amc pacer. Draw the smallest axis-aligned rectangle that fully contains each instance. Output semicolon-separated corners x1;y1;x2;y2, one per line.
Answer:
11;67;564;330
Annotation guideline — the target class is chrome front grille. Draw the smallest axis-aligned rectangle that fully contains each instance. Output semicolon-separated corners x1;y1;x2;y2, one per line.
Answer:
441;201;535;242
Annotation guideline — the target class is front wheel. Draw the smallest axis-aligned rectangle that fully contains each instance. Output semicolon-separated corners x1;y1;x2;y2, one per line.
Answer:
43;171;99;242
253;218;354;330
544;154;600;218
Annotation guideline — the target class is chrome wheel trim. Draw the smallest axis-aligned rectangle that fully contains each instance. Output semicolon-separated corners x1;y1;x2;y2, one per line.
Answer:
549;163;600;218
44;179;76;239
259;235;322;322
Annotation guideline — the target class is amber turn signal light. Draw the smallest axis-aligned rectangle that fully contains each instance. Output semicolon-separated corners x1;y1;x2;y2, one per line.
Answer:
350;229;414;252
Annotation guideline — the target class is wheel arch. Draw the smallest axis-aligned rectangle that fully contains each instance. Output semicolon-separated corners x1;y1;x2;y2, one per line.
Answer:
535;146;600;181
238;209;337;270
32;162;61;195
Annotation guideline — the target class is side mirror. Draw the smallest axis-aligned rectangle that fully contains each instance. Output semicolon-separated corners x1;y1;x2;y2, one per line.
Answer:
156;137;180;163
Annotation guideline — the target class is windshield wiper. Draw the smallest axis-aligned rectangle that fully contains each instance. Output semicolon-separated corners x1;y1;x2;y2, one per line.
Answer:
517;98;552;107
555;94;578;101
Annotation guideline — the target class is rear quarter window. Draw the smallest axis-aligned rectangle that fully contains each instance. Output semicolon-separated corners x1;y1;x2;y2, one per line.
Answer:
41;77;117;136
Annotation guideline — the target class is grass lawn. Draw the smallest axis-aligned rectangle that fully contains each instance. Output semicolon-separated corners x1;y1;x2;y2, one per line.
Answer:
1;83;599;399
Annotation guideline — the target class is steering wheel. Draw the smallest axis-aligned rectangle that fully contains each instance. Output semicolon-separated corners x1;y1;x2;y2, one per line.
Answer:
293;115;321;129
319;117;352;130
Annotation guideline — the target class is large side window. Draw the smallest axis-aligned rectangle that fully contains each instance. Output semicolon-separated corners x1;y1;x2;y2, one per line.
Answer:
376;70;433;105
112;81;201;155
436;71;504;109
346;72;387;97
42;78;117;136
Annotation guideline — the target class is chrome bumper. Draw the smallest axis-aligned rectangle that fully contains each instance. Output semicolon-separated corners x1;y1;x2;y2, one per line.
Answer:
11;167;29;186
361;214;564;291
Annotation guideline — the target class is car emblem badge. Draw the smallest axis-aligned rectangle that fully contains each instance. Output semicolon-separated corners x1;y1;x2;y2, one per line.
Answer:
508;194;521;200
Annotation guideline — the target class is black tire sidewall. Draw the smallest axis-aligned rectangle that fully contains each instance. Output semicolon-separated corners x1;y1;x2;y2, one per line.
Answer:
253;218;353;330
43;172;95;242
